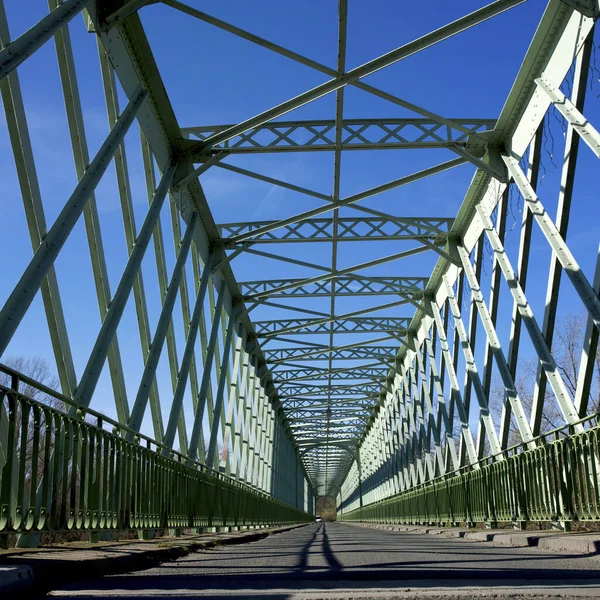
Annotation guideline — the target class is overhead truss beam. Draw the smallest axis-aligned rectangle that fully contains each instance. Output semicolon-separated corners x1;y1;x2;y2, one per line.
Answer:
241;276;428;300
184;118;495;156
218;217;453;247
255;317;411;337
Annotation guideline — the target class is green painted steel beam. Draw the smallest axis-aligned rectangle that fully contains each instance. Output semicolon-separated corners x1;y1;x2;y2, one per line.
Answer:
184;118;495;156
241;276;428;299
256;308;412;337
185;0;524;153
266;345;399;364
219;216;452;246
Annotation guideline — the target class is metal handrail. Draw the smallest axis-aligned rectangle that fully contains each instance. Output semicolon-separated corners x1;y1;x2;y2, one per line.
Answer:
0;361;297;511
340;418;600;525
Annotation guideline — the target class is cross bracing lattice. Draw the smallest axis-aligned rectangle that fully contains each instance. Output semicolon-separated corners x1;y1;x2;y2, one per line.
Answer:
183;119;496;155
219;217;453;246
241;277;429;299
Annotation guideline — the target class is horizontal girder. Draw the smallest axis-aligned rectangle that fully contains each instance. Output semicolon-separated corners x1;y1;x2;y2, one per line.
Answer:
278;382;381;396
291;420;366;430
292;414;367;424
282;399;379;408
287;409;371;419
301;432;361;439
241;276;428;299
273;366;389;382
218;217;453;246
291;424;366;432
299;440;358;449
290;418;368;427
255;316;411;337
284;402;375;412
183;118;495;156
266;345;399;364
295;432;363;442
296;428;363;437
283;399;377;409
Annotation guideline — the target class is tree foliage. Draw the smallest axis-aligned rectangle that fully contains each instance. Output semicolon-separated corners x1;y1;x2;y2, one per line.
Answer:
489;312;600;447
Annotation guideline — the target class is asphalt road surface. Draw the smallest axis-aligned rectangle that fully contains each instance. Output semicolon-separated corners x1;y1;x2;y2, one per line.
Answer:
46;522;600;599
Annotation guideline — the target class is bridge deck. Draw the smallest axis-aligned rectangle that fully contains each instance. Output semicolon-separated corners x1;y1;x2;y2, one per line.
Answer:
46;523;600;598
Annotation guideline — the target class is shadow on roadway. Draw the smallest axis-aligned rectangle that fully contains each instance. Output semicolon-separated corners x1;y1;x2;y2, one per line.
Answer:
47;522;600;599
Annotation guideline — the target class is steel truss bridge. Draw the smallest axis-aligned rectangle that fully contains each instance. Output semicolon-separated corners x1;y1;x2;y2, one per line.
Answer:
1;0;600;546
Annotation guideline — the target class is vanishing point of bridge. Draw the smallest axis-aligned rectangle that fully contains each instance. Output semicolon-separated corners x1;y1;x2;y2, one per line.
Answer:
2;0;600;595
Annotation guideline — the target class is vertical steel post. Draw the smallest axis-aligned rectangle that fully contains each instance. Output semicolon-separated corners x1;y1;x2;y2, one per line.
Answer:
503;155;600;331
477;204;583;432
223;340;246;475
206;314;237;468
430;304;478;464
187;282;227;461
443;275;502;457
575;246;600;417
72;164;177;408
238;362;258;483
457;243;534;445
418;341;459;471
98;47;165;440
530;38;593;433
127;229;205;437
0;87;147;355
414;346;445;476
462;239;483;457
163;252;218;455
0;0;92;80
499;130;541;445
0;1;77;397
51;0;130;421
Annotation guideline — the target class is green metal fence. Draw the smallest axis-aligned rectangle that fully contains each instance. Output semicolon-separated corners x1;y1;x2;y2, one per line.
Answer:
0;364;311;539
339;417;600;527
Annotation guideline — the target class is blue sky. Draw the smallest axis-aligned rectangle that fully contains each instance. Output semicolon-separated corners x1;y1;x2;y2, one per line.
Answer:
1;1;600;444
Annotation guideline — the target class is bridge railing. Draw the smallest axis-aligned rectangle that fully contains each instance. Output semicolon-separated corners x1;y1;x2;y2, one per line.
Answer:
339;414;600;527
0;363;311;540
